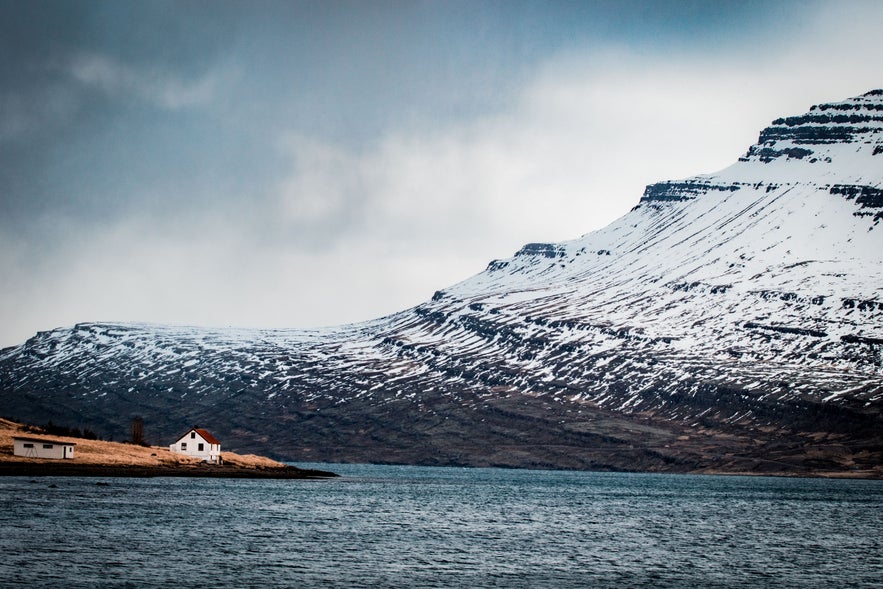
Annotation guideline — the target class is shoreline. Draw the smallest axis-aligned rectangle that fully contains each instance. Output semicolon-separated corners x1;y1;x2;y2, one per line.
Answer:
0;460;338;479
0;418;337;479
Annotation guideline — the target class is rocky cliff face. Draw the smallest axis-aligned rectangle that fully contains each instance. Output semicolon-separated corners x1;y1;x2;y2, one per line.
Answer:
2;90;882;476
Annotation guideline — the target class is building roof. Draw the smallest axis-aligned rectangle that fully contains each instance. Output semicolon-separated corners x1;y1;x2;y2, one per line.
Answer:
13;436;77;446
194;428;221;445
172;427;221;446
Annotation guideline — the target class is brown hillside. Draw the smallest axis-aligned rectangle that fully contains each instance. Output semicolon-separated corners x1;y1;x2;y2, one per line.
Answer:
0;417;287;469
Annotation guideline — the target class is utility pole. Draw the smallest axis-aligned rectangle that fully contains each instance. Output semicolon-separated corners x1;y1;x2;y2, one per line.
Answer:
131;416;144;446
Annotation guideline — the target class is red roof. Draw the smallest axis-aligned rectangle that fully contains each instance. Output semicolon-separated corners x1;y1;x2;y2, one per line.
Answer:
172;427;222;446
193;428;221;445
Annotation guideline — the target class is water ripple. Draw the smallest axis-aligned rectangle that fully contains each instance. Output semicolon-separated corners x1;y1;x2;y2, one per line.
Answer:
1;467;881;588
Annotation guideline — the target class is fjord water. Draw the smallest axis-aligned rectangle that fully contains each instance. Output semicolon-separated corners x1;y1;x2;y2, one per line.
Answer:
2;465;881;588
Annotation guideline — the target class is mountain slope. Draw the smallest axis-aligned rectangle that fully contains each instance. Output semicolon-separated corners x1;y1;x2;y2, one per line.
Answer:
2;90;882;476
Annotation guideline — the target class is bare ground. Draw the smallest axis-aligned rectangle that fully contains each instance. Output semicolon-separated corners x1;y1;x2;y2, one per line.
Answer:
0;418;336;478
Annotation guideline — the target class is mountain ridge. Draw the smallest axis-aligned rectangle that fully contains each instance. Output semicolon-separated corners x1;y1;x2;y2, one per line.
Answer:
2;89;882;476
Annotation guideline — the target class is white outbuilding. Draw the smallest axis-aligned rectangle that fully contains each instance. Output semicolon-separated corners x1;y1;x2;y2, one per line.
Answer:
169;427;222;463
13;436;76;459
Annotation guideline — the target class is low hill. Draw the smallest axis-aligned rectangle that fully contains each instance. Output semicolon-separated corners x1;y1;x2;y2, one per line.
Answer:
0;418;335;478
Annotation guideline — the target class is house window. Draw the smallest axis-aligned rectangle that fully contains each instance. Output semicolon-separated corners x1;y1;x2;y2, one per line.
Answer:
23;443;34;448
181;442;187;450
43;444;54;449
191;432;196;439
198;443;204;451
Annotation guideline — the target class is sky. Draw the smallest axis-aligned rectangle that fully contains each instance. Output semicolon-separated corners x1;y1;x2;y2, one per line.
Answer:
1;0;882;348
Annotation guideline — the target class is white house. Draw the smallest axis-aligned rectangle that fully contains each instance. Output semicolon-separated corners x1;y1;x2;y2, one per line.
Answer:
169;427;222;463
13;436;76;459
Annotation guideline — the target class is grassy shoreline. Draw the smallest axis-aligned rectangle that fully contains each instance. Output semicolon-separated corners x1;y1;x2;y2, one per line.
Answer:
0;461;337;478
0;418;336;479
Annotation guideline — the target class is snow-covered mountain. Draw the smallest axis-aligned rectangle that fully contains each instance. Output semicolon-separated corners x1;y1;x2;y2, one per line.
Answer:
2;90;882;475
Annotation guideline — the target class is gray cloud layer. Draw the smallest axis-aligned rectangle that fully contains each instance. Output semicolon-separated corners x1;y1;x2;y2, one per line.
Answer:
1;0;881;347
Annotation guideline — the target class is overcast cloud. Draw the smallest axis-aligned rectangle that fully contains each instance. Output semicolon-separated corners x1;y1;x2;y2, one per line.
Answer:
1;0;882;347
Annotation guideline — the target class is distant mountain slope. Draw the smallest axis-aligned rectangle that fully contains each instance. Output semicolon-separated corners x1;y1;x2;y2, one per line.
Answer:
2;90;882;476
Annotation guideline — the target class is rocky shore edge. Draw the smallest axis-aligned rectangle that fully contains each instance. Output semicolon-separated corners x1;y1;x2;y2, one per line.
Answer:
0;460;337;479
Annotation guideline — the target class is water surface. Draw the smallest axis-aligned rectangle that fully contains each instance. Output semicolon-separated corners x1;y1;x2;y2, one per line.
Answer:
2;465;881;588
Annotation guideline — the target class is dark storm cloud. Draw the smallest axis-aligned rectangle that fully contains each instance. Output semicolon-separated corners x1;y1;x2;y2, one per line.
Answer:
0;2;240;237
2;0;879;348
0;0;804;243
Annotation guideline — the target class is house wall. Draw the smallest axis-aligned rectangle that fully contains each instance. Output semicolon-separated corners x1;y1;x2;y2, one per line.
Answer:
13;438;75;459
169;431;221;463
